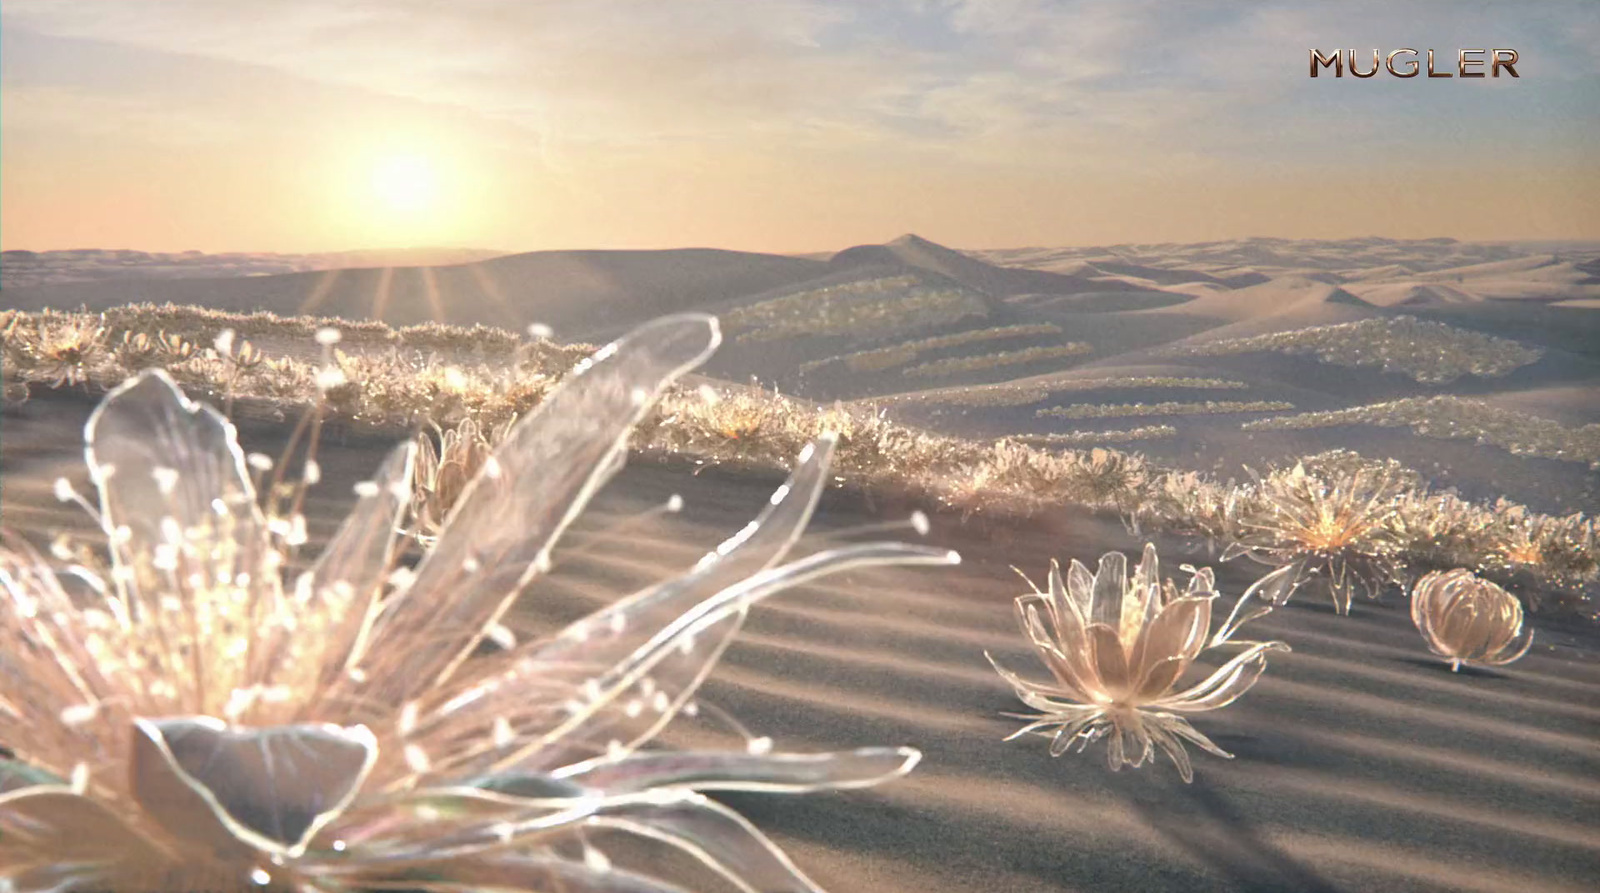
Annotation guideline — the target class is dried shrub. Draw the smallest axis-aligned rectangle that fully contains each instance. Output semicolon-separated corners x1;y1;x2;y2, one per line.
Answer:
1164;315;1544;384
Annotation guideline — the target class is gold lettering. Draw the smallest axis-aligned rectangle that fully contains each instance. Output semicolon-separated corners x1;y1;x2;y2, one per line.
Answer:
1427;49;1453;77
1387;48;1419;78
1492;48;1519;78
1310;49;1342;77
1347;49;1380;78
1459;48;1486;77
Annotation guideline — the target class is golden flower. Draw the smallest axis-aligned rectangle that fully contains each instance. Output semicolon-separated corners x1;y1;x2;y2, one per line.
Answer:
1224;462;1405;615
986;544;1289;783
1410;569;1534;671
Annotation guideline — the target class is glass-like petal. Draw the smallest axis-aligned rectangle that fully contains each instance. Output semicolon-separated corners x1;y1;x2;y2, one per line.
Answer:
308;440;413;601
555;747;920;794
588;793;827;893
984;652;1085;714
1019;600;1094;700
499;542;956;775
1129;595;1212;680
1085;623;1130;697
1211;560;1302;646
478;436;843;772
83;369;268;606
1089;551;1127;631
130;716;377;858
1064;558;1095;619
1047;712;1107;757
1142;720;1194;783
349;315;721;705
1157;640;1289;713
1133;655;1188;702
0;785;172;887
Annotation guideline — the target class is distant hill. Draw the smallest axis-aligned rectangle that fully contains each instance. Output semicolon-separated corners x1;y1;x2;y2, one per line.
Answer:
2;247;832;339
0;247;509;289
831;234;1149;298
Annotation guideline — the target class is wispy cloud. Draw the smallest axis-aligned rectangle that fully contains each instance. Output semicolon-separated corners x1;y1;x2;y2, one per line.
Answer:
3;0;1595;250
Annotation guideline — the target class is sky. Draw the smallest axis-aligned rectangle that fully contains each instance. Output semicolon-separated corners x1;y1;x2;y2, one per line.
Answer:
3;0;1597;254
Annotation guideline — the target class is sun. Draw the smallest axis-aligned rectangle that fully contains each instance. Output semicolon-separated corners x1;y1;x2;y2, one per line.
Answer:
370;154;439;214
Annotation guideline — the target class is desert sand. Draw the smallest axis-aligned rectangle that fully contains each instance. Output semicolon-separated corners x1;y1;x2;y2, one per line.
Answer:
1;388;1596;893
3;235;1598;891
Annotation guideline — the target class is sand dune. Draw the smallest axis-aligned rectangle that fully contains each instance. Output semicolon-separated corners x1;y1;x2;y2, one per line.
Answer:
3;390;1595;893
831;234;1153;298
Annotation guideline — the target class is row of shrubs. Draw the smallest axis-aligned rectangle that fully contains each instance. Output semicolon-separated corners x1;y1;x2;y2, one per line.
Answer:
3;307;1593;617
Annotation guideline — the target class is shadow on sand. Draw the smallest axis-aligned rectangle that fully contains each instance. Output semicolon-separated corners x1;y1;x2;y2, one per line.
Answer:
1127;773;1343;893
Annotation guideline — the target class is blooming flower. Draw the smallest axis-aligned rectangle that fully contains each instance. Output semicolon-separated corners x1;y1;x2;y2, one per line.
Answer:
0;314;958;892
1223;462;1406;616
986;544;1288;782
1410;568;1535;672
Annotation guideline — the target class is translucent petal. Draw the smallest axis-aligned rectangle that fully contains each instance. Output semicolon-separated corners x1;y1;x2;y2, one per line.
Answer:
1155;712;1234;759
309;440;413;603
1129;595;1211;681
984;651;1086;713
554;747;920;794
588;793;827;893
1016;600;1093;700
1089;551;1127;630
1143;719;1196;783
129;716;377;858
303;441;415;687
1086;622;1130;693
1022;590;1097;692
1047;712;1106;757
351;315;721;703
484;436;841;771
83;370;273;611
0;785;171;886
484;542;957;776
1486;626;1535;666
1158;640;1289;713
1211;560;1302;646
1065;559;1095;618
1134;655;1189;702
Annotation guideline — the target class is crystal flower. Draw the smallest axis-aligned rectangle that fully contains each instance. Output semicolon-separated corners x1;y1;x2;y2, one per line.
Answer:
1223;462;1405;616
0;314;958;892
986;545;1289;783
1410;568;1535;672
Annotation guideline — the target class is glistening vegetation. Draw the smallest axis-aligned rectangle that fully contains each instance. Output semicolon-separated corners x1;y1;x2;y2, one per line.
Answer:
723;274;991;342
3;307;1594;616
1161;315;1545;384
0;315;957;892
798;322;1064;375
876;376;1250;408
1015;426;1180;446
1244;396;1600;468
904;343;1094;379
1038;400;1294;420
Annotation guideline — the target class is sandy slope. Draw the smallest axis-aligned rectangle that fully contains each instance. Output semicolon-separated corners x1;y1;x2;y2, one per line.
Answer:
2;390;1596;893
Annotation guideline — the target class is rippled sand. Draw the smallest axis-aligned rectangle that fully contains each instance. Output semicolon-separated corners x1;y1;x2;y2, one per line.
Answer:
3;389;1597;893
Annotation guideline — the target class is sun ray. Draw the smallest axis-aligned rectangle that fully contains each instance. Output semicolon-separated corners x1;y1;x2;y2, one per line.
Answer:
298;268;343;317
420;266;447;325
371;267;395;323
468;263;517;328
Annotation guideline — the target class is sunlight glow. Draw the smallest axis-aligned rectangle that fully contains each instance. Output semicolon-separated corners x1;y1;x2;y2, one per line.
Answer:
370;154;439;214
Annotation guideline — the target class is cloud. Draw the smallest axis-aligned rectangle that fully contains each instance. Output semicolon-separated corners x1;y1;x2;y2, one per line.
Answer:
4;0;1594;164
